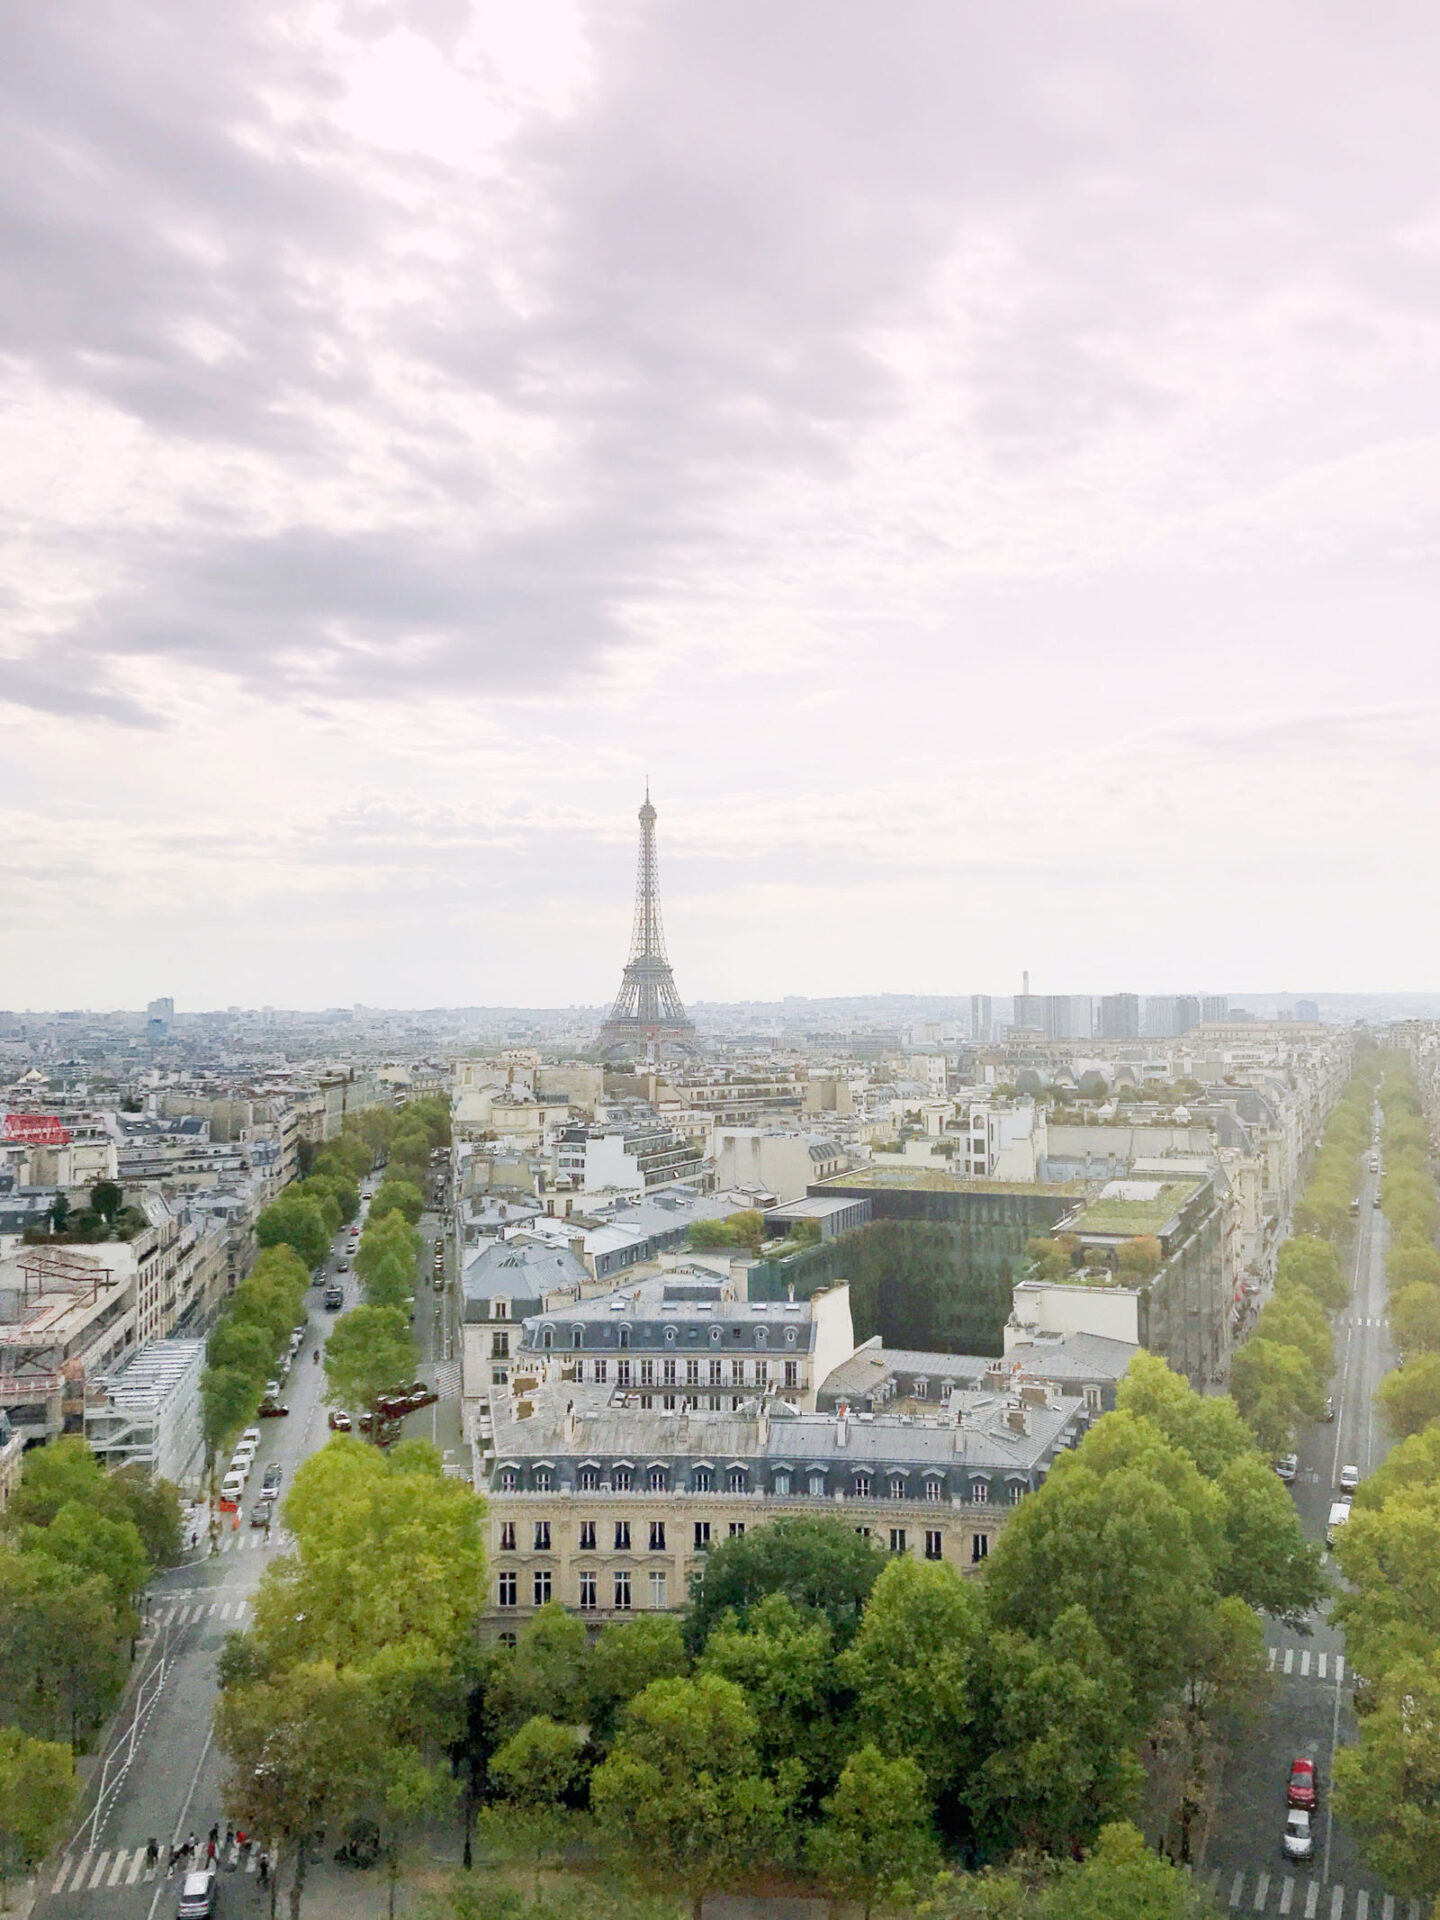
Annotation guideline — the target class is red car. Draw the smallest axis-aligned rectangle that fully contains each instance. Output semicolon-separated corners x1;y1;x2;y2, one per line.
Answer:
1287;1758;1317;1809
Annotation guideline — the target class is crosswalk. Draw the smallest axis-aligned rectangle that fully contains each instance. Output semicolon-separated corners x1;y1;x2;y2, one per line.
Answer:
1341;1315;1385;1329
210;1529;287;1555
50;1838;270;1896
1209;1867;1419;1916
1267;1644;1345;1683
152;1598;251;1629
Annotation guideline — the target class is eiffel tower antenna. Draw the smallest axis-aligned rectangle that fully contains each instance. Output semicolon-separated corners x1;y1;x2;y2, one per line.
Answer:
596;788;698;1060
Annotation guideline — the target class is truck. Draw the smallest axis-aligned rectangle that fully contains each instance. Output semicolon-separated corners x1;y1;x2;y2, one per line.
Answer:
323;1284;345;1311
1326;1500;1352;1549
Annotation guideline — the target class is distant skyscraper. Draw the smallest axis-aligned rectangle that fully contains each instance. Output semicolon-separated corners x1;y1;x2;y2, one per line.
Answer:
1145;996;1179;1039
1099;993;1140;1040
1044;995;1093;1040
1294;999;1320;1023
1202;996;1229;1024
596;788;698;1059
970;994;994;1044
1175;996;1201;1035
146;995;174;1041
1012;994;1046;1033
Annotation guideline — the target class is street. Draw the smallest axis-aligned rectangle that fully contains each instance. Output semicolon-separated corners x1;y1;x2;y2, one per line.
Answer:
1202;1143;1415;1918
29;1185;463;1920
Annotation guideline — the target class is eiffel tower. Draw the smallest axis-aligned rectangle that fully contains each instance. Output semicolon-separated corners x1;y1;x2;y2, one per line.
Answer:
596;787;698;1059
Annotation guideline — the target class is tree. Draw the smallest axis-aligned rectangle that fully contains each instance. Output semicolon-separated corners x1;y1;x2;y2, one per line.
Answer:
1331;1483;1440;1680
0;1548;127;1748
323;1307;418;1426
1115;1352;1252;1481
0;1725;75;1901
487;1715;586;1892
1040;1820;1221;1919
1116;1236;1162;1279
589;1615;689;1746
1274;1235;1349;1311
1213;1453;1325;1627
1252;1294;1332;1383
90;1180;123;1226
1333;1655;1440;1904
22;1502;148;1630
1388;1242;1440;1294
701;1592;845;1805
1228;1338;1323;1455
257;1193;331;1272
590;1673;789;1920
203;1365;263;1460
370;1180;426;1227
684;1514;884;1653
1376;1355;1440;1441
808;1745;938;1920
483;1604;595;1740
1391;1284;1440;1356
840;1557;976;1799
966;1608;1140;1856
109;1465;184;1570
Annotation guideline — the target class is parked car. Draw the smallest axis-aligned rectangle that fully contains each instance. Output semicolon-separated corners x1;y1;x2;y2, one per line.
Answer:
220;1472;246;1504
258;1400;290;1418
250;1496;275;1529
1274;1454;1298;1484
262;1463;282;1493
1326;1499;1352;1548
1321;1396;1335;1422
177;1869;216;1918
240;1428;261;1446
1339;1464;1361;1494
328;1410;352;1432
1287;1757;1317;1809
1374;1194;1383;1208
1282;1809;1314;1860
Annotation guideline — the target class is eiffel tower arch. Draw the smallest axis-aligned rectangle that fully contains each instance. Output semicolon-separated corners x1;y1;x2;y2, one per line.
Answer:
596;788;699;1060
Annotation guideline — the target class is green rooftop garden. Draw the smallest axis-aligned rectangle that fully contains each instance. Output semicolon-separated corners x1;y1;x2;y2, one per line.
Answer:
1067;1179;1201;1237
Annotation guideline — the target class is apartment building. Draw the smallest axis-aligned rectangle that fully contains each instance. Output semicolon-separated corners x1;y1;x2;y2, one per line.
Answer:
552;1113;705;1196
482;1379;1087;1626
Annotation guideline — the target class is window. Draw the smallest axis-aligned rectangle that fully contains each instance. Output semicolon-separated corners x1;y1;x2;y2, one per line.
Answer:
755;1360;767;1386
498;1631;516;1648
533;1570;552;1606
888;1474;905;1500
664;1325;677;1345
773;1471;790;1496
498;1522;516;1552
614;1521;631;1551
594;1357;608;1384
533;1521;550;1551
613;1467;632;1492
853;1472;872;1498
1010;1482;1025;1505
492;1369;509;1386
730;1359;745;1387
686;1358;700;1386
578;1520;596;1551
572;1326;584;1348
971;1481;989;1505
855;1525;871;1539
727;1468;747;1493
785;1327;797;1346
640;1395;653;1410
649;1520;666;1550
729;1521;746;1538
925;1530;943;1561
693;1521;711;1550
618;1327;630;1349
579;1572;597;1611
662;1358;676;1386
785;1361;799;1388
640;1359;655;1387
709;1358;723;1385
579;1468;598;1492
533;1468;552;1493
497;1572;517;1608
542;1327;553;1351
649;1571;667;1610
754;1327;768;1348
493;1299;508;1320
1085;1385;1101;1413
889;1528;907;1553
693;1467;712;1492
925;1479;944;1503
617;1360;631;1388
709;1326;722;1346
914;1377;927;1399
971;1533;989;1564
614;1571;632;1610
809;1472;826;1497
491;1330;509;1358
499;1469;518;1493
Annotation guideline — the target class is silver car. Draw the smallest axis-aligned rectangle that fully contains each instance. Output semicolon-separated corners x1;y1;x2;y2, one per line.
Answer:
1283;1809;1314;1860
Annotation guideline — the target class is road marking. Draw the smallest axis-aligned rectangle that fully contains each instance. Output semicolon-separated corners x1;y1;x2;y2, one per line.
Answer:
1279;1878;1294;1915
1318;1653;1328;1679
1284;1648;1295;1674
1269;1646;1278;1671
1330;1887;1345;1920
220;1602;233;1619
126;1849;144;1884
1301;1650;1312;1677
1355;1892;1368;1919
1253;1871;1270;1909
87;1849;111;1889
1229;1870;1244;1908
1305;1882;1319;1918
1336;1655;1346;1684
1380;1897;1394;1919
107;1848;130;1886
51;1854;79;1893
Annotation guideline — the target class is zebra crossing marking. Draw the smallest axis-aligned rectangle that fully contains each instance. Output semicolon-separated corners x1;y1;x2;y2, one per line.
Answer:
1254;1870;1270;1909
86;1850;110;1890
1304;1886;1319;1919
1279;1878;1293;1915
1284;1649;1295;1675
1214;1871;1420;1916
126;1848;143;1884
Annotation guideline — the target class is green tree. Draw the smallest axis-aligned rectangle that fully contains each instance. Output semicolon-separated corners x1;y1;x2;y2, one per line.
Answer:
0;1724;75;1901
1040;1820;1221;1919
589;1616;689;1746
840;1557;976;1798
1274;1235;1349;1311
808;1745;938;1920
483;1604;594;1739
966;1608;1140;1856
1253;1294;1333;1383
1115;1352;1253;1480
1213;1453;1325;1626
23;1502;148;1630
488;1715;586;1892
1391;1284;1440;1357
371;1180;426;1227
590;1673;789;1920
90;1180;123;1226
323;1307;418;1426
684;1514;884;1653
1228;1338;1323;1455
202;1365;262;1460
1388;1243;1440;1294
1376;1354;1440;1441
701;1592;845;1804
257;1192;331;1272
1333;1654;1440;1904
0;1548;127;1748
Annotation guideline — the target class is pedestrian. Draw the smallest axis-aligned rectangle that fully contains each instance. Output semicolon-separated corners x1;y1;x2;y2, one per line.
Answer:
167;1844;179;1876
258;1851;270;1889
206;1838;216;1866
225;1825;234;1852
208;1823;219;1850
145;1838;158;1873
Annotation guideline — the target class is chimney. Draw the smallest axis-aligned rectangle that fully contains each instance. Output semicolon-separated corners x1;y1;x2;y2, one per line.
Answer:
1006;1404;1029;1435
1019;1382;1048;1408
569;1235;585;1264
835;1406;849;1448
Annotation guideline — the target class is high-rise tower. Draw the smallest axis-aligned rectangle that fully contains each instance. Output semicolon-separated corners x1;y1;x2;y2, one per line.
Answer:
596;787;698;1059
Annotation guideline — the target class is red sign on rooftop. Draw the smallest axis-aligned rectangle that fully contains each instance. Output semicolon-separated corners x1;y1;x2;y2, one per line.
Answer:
4;1114;72;1147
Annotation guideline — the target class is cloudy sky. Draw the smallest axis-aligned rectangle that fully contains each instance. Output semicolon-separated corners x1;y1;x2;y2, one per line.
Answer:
4;1;1440;1010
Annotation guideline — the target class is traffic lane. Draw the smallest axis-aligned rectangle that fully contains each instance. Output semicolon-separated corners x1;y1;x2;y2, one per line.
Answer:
1206;1668;1348;1885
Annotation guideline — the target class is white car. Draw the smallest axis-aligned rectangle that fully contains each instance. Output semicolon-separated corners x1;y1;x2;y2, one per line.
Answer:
1339;1464;1361;1494
1283;1809;1314;1860
240;1428;261;1446
1275;1454;1299;1484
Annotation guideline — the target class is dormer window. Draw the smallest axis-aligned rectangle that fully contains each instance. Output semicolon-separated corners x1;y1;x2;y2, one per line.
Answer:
618;1326;631;1349
785;1328;797;1346
542;1326;554;1351
709;1326;722;1346
572;1326;584;1349
664;1325;677;1344
754;1328;767;1348
493;1299;509;1321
